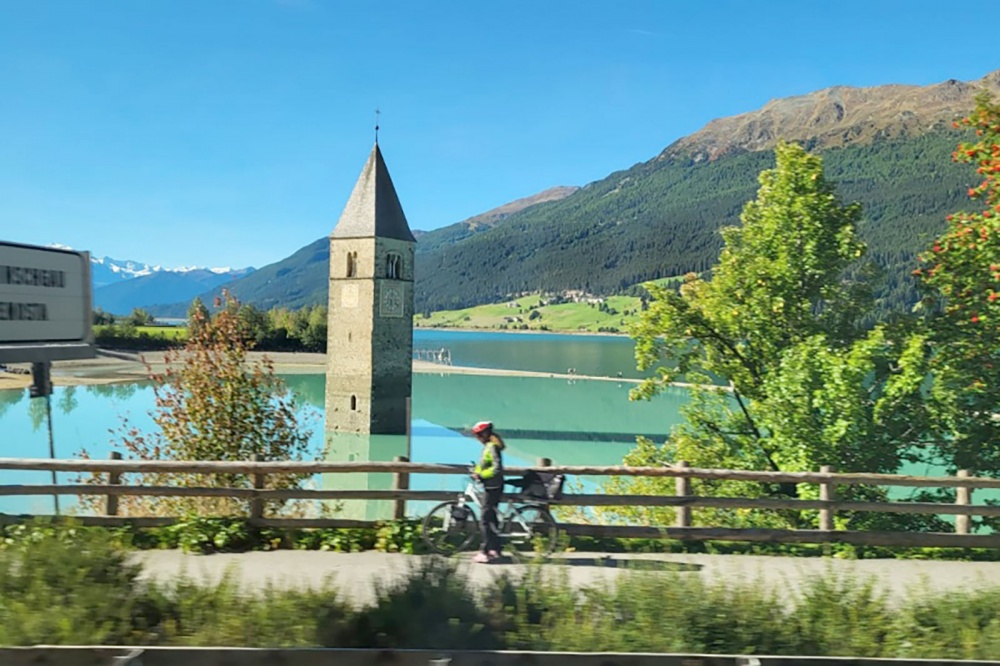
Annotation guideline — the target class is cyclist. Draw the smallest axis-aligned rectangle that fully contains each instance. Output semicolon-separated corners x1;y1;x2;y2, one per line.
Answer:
471;420;505;563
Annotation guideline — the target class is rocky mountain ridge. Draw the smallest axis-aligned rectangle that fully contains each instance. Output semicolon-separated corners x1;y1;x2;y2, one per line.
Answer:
663;70;1000;163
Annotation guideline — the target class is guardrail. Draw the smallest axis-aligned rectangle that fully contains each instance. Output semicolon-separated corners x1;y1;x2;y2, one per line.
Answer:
0;457;997;548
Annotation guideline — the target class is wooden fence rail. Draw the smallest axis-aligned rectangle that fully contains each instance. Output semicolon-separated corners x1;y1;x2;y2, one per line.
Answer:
1;458;998;488
0;457;997;549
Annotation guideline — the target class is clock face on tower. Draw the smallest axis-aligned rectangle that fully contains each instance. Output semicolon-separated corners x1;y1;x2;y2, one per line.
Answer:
380;282;404;318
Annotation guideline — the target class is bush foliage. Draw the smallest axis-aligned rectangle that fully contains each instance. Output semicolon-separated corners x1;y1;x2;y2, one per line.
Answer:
6;523;1000;658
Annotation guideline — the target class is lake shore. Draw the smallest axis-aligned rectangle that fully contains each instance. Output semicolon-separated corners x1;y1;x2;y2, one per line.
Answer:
0;350;674;390
0;326;640;390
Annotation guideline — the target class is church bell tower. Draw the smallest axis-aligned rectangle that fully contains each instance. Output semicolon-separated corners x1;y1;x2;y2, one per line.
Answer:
325;142;416;446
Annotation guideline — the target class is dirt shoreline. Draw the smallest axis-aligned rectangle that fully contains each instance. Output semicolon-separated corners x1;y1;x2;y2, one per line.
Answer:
0;351;320;391
0;351;668;390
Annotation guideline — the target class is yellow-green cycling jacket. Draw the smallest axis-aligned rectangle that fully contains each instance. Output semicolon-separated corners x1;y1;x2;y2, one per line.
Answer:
474;435;505;489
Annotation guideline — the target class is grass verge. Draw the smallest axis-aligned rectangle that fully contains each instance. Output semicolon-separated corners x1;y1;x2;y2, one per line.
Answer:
4;523;1000;658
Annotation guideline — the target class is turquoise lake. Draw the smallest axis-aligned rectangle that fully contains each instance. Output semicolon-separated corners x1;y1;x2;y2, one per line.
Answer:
0;330;689;516
0;329;965;517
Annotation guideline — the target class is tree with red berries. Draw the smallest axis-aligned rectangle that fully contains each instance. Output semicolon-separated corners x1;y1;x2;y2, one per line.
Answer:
78;291;314;517
917;91;1000;479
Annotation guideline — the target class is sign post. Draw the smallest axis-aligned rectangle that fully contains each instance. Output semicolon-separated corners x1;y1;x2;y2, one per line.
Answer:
1;241;95;515
28;361;59;514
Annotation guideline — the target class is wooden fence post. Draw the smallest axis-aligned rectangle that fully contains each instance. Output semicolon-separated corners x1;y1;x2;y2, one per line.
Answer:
250;454;265;524
819;465;835;531
393;455;410;520
675;460;691;528
105;451;122;517
956;469;972;535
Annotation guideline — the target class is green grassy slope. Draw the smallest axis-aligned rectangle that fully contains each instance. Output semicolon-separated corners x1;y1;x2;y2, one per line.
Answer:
93;325;188;340
416;292;646;333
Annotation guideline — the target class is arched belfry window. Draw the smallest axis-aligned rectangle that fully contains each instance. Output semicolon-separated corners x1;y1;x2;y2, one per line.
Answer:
350;395;357;411
386;253;402;279
346;251;358;278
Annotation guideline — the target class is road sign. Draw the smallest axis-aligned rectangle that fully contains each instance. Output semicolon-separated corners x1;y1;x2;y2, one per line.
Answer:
0;241;95;363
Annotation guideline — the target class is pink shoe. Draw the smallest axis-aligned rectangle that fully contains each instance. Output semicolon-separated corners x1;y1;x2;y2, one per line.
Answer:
487;550;500;561
472;552;490;563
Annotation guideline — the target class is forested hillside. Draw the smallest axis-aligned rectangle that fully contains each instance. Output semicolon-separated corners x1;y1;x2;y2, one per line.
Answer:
414;129;971;319
413;186;578;254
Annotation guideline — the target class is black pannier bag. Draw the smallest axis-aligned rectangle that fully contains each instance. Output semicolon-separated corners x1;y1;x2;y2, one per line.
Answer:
518;470;566;501
450;504;472;522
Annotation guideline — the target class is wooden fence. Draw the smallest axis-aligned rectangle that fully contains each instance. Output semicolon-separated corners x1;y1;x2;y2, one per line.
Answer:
1;457;999;549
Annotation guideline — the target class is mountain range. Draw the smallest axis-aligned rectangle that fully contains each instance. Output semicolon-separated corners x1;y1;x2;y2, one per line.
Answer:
146;186;580;316
55;248;256;315
95;266;255;315
149;69;1000;319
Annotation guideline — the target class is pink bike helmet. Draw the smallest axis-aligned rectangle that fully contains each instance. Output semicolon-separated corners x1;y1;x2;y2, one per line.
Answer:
472;421;493;435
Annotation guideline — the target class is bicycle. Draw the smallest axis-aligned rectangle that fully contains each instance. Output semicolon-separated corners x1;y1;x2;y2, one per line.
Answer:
420;471;561;560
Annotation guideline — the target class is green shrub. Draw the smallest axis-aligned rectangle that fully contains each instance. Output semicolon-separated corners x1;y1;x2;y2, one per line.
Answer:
492;565;793;653
291;527;376;552
324;557;502;649
0;520;143;645
791;569;895;656
6;519;1000;562
0;519;348;647
9;522;1000;656
142;573;345;647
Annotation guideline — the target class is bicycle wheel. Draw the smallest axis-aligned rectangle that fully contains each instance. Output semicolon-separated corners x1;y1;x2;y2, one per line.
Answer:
502;504;559;560
421;501;480;556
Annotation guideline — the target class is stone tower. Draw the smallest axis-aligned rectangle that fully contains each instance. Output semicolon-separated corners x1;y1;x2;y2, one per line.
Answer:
325;143;415;513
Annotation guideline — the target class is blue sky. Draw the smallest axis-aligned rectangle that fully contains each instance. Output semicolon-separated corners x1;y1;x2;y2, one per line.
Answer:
0;0;995;269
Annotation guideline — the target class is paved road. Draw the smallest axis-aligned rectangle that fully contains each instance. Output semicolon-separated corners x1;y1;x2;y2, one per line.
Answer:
132;550;1000;608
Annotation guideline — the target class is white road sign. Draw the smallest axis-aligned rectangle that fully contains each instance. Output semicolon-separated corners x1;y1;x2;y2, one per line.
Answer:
0;241;94;362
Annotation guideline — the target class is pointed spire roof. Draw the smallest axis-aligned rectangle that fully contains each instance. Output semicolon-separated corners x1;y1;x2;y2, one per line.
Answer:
331;143;416;242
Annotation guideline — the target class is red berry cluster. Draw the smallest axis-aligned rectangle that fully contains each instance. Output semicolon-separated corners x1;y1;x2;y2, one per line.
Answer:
921;94;1000;327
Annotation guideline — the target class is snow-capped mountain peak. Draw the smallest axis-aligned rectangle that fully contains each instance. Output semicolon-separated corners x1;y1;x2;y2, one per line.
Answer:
170;265;238;275
45;245;253;288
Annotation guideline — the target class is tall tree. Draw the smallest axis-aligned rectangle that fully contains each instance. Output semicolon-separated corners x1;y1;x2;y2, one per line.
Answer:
611;142;930;530
127;308;154;327
92;308;115;325
238;303;271;346
916;91;1000;480
303;305;329;352
187;297;210;338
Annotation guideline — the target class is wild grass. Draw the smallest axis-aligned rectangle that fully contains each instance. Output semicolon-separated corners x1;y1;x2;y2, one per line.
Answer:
93;325;188;340
4;524;1000;659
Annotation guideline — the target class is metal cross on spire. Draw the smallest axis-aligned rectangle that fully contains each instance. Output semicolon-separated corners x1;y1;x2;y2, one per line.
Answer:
375;108;380;144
